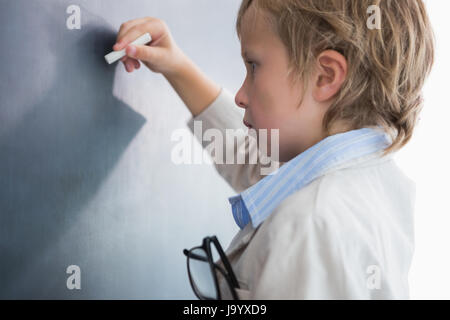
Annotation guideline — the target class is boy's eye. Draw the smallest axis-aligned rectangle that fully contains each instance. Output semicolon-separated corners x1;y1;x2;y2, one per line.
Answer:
246;60;256;74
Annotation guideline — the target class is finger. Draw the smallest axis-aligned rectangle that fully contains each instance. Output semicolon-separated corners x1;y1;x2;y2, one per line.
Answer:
114;17;150;50
122;60;129;72
125;44;159;62
124;59;134;72
121;56;139;66
133;59;141;69
127;59;135;72
115;19;164;51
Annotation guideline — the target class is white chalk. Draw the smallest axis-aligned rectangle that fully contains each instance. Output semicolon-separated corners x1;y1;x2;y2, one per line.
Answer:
104;33;152;64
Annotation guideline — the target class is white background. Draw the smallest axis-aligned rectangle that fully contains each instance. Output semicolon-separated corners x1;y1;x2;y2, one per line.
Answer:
395;0;450;300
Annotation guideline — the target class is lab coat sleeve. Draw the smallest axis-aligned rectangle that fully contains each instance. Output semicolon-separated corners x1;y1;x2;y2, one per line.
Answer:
251;212;372;299
186;87;279;193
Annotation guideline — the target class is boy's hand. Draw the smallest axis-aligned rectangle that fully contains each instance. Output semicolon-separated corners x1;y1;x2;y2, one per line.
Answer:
114;17;220;117
114;17;186;76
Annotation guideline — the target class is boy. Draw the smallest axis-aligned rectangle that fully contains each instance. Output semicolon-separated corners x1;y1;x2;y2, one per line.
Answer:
114;0;434;299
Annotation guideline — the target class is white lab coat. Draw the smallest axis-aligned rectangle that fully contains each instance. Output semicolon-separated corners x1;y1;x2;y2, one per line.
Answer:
187;88;416;300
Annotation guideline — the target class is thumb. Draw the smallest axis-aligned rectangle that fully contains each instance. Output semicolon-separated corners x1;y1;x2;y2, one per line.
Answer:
126;44;158;63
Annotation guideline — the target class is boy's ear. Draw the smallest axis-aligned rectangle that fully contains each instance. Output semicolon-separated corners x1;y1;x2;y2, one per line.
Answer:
312;50;347;103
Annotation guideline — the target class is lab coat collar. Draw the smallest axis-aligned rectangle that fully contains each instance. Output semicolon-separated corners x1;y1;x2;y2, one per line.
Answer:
228;127;393;230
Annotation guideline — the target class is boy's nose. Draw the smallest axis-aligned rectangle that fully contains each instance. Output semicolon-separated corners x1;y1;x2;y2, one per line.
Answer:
235;91;248;110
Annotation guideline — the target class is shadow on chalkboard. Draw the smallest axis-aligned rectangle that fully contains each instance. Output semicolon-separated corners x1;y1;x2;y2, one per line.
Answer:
0;2;146;298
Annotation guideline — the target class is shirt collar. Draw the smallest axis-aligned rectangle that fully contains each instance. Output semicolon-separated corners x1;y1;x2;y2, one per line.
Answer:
228;127;392;230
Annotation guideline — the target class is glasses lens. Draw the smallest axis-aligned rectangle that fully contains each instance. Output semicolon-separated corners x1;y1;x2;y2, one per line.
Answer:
188;248;217;299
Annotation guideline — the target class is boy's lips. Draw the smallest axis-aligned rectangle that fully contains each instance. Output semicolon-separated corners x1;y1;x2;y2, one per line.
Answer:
243;119;253;129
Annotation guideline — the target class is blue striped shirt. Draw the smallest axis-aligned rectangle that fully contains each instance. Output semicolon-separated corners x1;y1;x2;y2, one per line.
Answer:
228;127;392;230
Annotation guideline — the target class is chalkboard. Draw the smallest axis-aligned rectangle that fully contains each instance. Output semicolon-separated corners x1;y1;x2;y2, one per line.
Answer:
0;0;243;299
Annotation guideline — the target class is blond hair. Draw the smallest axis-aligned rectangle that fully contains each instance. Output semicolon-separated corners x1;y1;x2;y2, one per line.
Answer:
236;0;435;154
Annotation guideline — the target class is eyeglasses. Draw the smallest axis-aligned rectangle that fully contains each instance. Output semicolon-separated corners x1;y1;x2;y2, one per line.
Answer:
183;235;240;300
